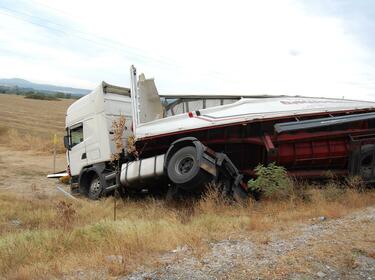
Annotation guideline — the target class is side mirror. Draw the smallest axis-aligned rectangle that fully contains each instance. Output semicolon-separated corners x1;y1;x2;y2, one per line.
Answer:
63;135;70;150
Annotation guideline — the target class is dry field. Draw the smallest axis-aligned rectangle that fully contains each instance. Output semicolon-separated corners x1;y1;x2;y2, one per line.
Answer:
0;93;375;279
0;187;374;280
0;94;74;153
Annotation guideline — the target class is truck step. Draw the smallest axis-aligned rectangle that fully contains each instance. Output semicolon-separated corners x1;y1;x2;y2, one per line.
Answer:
105;172;117;181
103;184;118;193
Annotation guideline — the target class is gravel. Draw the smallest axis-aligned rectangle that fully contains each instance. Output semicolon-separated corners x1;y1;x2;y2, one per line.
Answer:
121;207;375;280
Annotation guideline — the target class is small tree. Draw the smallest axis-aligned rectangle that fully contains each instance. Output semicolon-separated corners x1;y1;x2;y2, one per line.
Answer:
111;115;138;160
248;163;293;200
111;115;126;161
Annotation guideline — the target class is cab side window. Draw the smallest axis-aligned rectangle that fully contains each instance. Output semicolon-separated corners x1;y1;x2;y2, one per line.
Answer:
70;125;83;147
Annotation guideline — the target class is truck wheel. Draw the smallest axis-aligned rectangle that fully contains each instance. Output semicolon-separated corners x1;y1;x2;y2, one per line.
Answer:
360;145;375;181
167;146;210;191
88;174;102;200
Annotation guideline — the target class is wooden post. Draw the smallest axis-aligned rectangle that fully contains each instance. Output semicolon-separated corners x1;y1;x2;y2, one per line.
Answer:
53;133;57;174
114;190;117;221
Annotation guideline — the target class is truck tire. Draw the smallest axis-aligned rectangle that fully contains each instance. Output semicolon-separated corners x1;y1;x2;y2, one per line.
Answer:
359;145;375;182
88;173;103;200
167;146;211;191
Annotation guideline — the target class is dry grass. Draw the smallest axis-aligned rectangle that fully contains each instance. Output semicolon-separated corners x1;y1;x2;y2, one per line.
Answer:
0;94;73;154
1;186;374;279
0;128;66;154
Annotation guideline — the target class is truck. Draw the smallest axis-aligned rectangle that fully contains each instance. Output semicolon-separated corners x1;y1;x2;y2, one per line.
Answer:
64;66;375;200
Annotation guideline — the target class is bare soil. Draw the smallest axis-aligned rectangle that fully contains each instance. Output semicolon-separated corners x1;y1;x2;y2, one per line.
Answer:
0;144;68;196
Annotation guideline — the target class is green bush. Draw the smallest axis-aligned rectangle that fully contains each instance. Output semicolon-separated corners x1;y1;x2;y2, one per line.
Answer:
248;163;294;200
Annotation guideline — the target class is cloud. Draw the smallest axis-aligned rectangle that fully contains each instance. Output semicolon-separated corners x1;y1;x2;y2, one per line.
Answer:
289;49;300;56
299;0;375;50
0;0;374;101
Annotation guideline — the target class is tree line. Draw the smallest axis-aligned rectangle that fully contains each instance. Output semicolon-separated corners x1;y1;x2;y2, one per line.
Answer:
0;85;82;100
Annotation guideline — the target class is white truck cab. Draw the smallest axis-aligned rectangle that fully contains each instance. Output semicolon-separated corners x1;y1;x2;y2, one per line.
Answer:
64;82;132;197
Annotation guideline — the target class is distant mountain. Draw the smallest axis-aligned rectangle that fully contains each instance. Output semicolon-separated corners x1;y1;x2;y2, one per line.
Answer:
0;78;91;95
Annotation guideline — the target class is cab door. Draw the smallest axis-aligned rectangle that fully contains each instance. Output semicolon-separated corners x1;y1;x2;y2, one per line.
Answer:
68;123;87;176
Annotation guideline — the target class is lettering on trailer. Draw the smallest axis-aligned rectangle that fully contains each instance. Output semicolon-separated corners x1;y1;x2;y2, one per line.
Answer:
280;100;351;105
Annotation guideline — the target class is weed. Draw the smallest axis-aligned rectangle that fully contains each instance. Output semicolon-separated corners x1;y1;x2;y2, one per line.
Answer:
55;200;77;230
248;163;294;200
198;184;228;212
345;176;365;191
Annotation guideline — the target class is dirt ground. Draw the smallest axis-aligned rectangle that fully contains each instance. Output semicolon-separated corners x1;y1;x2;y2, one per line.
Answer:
0;144;68;196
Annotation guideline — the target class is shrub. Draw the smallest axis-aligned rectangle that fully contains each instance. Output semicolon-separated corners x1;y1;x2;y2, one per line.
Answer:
248;163;294;200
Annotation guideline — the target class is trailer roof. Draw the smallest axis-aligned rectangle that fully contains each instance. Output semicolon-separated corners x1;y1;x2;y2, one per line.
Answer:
159;93;288;99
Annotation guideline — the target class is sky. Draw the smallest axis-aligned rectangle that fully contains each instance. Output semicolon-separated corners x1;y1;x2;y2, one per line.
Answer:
0;0;374;100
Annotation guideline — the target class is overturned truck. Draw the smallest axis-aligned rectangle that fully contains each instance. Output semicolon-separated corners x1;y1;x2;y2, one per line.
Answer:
64;66;375;200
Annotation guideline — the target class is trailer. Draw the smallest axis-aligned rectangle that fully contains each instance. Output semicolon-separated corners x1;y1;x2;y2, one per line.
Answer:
64;66;375;200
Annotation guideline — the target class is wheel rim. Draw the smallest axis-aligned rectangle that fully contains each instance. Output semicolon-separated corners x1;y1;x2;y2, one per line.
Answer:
90;178;101;195
175;155;195;175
